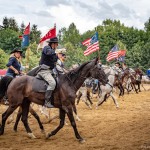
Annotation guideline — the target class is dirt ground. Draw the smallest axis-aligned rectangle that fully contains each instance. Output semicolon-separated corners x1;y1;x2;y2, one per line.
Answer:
0;85;150;150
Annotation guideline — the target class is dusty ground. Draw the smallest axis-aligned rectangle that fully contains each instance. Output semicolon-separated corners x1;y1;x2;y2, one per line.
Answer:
0;85;150;150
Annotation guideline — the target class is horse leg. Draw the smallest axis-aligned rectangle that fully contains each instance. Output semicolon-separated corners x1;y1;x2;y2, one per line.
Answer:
0;105;18;135
87;91;93;105
72;104;81;121
67;108;85;143
96;94;106;109
110;92;119;108
46;108;66;139
138;83;141;92
13;107;22;132
141;83;146;91
21;99;36;139
76;91;82;105
28;106;45;133
132;83;138;94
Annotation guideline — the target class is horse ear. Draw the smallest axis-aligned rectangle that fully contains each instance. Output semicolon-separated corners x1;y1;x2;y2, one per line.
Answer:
94;57;99;65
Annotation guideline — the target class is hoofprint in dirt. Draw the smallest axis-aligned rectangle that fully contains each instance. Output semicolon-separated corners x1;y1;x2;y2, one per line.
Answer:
0;84;150;150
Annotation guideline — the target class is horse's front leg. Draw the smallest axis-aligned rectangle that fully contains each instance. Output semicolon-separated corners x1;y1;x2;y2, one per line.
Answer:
67;107;85;143
46;108;65;139
96;93;105;109
110;92;119;108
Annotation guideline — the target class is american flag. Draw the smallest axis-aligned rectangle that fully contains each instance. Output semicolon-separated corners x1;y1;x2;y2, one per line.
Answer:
106;45;119;61
82;32;99;56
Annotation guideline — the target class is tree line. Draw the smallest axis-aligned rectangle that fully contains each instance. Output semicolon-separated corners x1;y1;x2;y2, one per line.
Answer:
0;17;150;72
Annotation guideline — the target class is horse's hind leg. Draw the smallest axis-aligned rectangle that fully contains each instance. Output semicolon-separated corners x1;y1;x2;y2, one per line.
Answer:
29;106;44;133
0;105;18;135
13;106;22;132
76;91;82;105
21;99;36;139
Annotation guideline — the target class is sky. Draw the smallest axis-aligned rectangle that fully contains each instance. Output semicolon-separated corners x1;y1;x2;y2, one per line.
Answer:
0;0;150;36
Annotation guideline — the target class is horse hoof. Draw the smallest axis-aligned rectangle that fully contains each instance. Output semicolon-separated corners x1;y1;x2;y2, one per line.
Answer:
28;133;37;139
41;129;45;134
45;133;51;139
78;138;86;143
13;128;17;132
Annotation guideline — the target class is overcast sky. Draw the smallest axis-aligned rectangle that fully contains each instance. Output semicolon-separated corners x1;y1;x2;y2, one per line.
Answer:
0;0;150;36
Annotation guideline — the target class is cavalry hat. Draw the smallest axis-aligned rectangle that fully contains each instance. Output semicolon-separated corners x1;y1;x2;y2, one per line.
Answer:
10;48;23;54
115;61;121;65
55;48;66;54
47;37;58;43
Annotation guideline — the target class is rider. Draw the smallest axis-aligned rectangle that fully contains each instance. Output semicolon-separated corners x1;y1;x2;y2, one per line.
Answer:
6;48;22;77
38;37;58;108
122;62;129;71
55;48;67;74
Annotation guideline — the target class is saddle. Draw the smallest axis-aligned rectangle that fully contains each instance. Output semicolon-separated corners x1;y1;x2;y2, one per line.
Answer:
32;75;57;93
32;78;48;92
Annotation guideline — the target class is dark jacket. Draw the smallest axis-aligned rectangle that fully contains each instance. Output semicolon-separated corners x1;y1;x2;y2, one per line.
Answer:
39;45;58;69
6;57;21;77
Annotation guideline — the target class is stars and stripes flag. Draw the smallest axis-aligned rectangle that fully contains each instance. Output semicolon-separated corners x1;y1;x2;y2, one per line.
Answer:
82;32;99;56
106;45;126;62
106;45;119;61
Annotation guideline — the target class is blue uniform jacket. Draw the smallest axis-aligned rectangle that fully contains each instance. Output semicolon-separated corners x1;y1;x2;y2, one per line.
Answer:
6;57;21;77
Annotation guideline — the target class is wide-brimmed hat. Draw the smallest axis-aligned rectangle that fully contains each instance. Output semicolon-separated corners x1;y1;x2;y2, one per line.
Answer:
55;48;66;54
47;37;58;43
10;48;23;54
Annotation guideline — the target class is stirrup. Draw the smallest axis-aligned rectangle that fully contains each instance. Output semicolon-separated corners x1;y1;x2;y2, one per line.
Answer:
44;101;54;108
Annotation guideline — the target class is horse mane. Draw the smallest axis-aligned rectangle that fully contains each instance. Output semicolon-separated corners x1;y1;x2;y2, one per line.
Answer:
64;61;90;82
0;76;13;98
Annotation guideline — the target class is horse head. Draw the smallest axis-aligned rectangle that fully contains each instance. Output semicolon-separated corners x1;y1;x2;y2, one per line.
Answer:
88;58;108;85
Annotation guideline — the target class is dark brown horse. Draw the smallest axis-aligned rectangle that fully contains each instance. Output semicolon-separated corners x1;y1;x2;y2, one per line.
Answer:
0;76;45;133
0;58;108;143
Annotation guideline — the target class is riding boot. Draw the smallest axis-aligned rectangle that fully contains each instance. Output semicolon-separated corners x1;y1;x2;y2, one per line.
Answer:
44;90;54;108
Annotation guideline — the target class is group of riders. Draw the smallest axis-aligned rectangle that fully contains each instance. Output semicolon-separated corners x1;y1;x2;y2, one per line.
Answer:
3;36;146;108
5;37;66;107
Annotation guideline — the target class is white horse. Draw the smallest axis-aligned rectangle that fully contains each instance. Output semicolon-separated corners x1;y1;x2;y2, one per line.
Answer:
96;65;119;109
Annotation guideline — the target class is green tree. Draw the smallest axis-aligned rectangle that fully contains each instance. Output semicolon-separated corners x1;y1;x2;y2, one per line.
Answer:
2;17;19;31
30;24;41;44
0;28;21;53
20;22;25;34
144;18;150;32
0;49;9;69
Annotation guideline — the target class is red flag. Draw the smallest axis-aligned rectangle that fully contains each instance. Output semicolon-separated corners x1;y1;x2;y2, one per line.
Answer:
18;35;23;39
24;23;30;35
118;50;126;57
39;27;56;43
37;25;56;50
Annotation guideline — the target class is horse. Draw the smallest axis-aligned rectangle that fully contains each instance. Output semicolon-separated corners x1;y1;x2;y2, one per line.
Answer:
76;78;94;109
93;65;119;109
0;76;45;133
0;58;108;143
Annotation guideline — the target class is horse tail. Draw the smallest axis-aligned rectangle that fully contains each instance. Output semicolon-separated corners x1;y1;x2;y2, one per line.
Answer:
0;76;13;98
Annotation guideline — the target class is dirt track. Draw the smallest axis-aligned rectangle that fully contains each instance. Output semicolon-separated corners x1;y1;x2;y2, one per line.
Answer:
0;85;150;150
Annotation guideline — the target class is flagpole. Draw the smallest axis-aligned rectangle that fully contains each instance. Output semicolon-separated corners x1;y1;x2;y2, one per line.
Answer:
95;27;100;61
25;46;30;73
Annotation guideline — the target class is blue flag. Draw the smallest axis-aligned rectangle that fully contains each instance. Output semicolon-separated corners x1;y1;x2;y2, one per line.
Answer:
22;23;30;47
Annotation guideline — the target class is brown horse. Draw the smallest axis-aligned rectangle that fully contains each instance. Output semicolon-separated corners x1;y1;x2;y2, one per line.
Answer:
0;58;108;143
0;76;44;133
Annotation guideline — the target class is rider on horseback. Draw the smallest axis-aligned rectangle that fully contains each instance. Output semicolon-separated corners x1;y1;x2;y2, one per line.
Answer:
38;37;59;108
6;48;22;77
